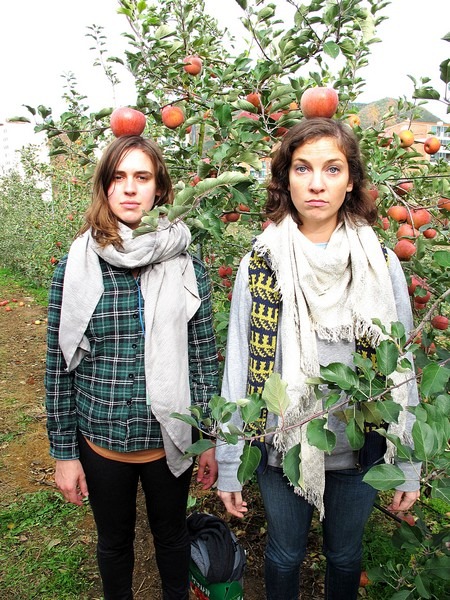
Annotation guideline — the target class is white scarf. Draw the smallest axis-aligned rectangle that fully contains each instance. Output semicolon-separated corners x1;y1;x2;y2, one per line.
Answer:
59;218;200;476
254;216;411;517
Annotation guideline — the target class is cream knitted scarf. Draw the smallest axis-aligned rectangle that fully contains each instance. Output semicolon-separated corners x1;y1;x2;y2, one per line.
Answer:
59;218;200;476
253;216;411;517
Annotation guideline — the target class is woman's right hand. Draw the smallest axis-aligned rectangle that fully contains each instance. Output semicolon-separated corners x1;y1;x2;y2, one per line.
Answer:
217;490;248;519
55;459;89;506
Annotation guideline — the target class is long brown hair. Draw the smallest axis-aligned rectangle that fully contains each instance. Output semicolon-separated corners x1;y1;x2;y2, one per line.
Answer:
266;118;377;227
79;136;173;247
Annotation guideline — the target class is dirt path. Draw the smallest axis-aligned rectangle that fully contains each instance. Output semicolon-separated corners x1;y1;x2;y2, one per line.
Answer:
0;281;324;599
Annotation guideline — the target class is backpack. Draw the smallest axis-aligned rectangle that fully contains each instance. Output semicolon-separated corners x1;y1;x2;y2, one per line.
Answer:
187;512;246;584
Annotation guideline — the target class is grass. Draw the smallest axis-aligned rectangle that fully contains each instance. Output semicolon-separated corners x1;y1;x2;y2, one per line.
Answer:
0;490;98;599
0;267;48;306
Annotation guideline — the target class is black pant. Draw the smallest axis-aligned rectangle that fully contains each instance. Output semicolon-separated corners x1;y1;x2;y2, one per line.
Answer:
78;435;193;600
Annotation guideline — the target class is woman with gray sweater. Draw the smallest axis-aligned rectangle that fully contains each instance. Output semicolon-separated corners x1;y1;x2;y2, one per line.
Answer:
216;118;421;600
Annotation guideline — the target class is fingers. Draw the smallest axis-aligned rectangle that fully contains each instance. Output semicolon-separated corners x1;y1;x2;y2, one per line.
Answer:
217;490;248;519
388;490;420;512
54;459;89;507
197;448;218;490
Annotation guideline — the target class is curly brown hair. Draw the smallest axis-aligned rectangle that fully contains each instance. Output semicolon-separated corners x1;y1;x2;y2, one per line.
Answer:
78;135;173;247
266;118;377;227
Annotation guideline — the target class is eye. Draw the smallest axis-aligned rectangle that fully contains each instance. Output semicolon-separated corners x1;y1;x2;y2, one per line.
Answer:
113;173;124;181
137;175;150;182
295;165;308;173
328;166;340;174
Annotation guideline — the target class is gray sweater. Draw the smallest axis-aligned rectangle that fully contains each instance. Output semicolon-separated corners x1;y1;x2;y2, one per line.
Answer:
216;248;421;494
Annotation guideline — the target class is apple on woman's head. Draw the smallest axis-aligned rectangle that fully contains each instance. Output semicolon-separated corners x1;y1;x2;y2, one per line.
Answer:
300;87;339;119
110;107;146;137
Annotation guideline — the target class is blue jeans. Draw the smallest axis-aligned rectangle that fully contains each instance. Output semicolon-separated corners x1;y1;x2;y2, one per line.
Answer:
257;466;378;600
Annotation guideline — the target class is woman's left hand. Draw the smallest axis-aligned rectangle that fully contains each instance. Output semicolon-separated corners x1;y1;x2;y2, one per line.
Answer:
387;489;420;512
196;447;217;490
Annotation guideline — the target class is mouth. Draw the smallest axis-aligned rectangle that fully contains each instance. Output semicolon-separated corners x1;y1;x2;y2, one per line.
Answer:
306;199;327;207
121;202;140;209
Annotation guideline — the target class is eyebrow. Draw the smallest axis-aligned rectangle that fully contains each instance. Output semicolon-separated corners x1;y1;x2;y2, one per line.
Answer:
114;169;154;175
292;157;346;165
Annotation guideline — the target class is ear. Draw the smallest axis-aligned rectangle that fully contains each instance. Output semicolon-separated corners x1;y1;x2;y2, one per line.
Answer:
346;180;353;192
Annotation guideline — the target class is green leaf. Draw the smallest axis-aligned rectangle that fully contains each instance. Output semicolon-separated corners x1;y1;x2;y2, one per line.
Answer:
420;363;450;397
345;417;365;450
319;363;359;390
262;373;290;416
215;102;233;128
414;574;431;599
183;439;215;458
431;480;450;503
439;58;450;85
236;150;262;171
323;41;340;59
306;418;336;453
237;443;261;484
363;464;405;490
423;555;450;580
375;340;399;376
412;420;436;461
167;205;190;221
240;394;265;425
433;250;450;268
169;412;199;428
376;400;401;424
283;443;302;487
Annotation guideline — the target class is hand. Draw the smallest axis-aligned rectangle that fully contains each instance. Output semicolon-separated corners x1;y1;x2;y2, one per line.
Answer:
196;448;217;490
54;459;89;506
217;490;248;519
387;489;420;513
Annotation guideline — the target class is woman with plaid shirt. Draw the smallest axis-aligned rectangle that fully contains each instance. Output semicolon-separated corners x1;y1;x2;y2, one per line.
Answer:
45;135;219;600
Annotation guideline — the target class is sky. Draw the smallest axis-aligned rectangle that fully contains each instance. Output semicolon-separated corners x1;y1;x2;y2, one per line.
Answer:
1;0;448;125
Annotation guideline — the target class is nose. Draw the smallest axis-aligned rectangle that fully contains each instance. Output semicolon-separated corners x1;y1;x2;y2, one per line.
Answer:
124;176;137;194
309;170;325;192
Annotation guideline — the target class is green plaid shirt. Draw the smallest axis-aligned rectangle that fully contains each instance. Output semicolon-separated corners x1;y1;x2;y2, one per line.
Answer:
45;254;218;460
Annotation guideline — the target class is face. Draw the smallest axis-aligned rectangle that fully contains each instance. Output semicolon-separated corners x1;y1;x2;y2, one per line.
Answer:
288;137;353;241
107;148;159;230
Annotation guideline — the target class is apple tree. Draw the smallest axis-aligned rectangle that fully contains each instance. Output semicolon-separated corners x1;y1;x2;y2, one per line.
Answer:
2;3;449;594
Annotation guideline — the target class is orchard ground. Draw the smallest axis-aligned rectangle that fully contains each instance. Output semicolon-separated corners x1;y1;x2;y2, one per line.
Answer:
0;277;328;600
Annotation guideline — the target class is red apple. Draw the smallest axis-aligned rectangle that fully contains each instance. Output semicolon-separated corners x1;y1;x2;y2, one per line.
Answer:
226;212;240;222
110;107;146;137
387;205;408;222
367;186;379;202
246;92;262;112
161;106;185;129
437;197;450;211
406;208;431;229
218;265;232;278
395;181;414;196
423;136;441;155
396;224;419;240
379;217;389;230
393;239;416;261
359;571;370;587
222;278;232;288
415;290;431;304
238;110;259;122
347;114;361;128
423;228;437;239
431;315;449;330
238;203;250;212
300;87;339;119
183;55;203;75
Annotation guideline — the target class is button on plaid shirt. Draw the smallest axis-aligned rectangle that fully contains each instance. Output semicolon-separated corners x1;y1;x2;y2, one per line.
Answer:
45;255;219;460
